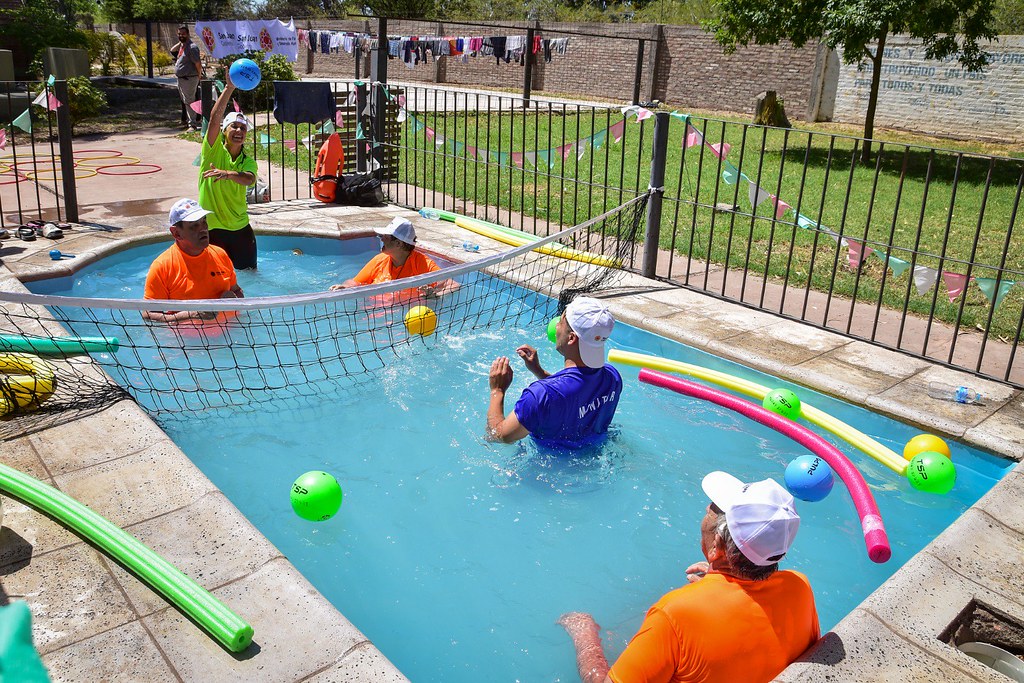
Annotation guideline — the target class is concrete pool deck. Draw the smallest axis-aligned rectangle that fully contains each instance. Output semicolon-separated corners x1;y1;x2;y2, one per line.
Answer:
0;199;1022;681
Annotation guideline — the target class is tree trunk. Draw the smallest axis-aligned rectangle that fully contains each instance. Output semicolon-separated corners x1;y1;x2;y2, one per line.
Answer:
861;24;887;164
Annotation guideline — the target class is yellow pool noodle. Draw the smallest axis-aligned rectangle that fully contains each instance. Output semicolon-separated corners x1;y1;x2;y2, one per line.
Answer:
453;216;622;268
608;350;907;475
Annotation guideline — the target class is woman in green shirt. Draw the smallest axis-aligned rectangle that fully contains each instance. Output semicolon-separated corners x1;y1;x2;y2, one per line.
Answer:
199;73;259;269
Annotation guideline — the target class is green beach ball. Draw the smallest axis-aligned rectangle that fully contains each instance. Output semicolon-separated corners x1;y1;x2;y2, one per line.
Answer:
547;316;559;344
290;471;343;521
763;388;802;421
907;451;956;495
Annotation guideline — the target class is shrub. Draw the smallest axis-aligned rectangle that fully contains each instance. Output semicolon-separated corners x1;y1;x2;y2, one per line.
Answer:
0;0;88;78
213;50;297;111
33;76;107;130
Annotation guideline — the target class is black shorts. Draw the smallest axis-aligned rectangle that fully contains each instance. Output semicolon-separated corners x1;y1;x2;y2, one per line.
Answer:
209;225;257;270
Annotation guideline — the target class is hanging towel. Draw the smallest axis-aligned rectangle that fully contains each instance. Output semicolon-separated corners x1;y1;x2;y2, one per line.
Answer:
273;81;337;125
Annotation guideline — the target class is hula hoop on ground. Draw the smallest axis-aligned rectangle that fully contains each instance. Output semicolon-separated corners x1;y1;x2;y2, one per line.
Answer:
25;168;97;181
71;149;125;160
96;163;161;176
639;368;892;564
75;155;139;168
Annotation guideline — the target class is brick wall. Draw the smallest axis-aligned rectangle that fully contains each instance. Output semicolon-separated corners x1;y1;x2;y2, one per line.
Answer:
655;26;820;118
832;35;1024;143
303;20;821;115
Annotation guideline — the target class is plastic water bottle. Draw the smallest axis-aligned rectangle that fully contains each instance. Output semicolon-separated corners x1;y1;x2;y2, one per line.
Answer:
419;208;441;220
453;241;479;252
927;381;984;405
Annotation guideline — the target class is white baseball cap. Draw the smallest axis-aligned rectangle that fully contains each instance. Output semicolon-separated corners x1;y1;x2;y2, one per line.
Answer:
565;296;614;368
168;198;212;226
374;217;417;245
221;111;251;131
702;471;800;567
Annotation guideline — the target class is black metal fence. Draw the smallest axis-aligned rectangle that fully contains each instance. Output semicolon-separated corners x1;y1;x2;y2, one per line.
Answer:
0;80;76;229
44;60;1019;386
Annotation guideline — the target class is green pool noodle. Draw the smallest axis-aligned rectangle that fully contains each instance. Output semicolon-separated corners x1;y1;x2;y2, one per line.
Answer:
0;463;253;652
0;335;119;355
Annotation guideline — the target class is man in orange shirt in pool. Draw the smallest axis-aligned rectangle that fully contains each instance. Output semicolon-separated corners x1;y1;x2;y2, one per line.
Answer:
143;198;243;323
328;217;458;298
559;471;820;683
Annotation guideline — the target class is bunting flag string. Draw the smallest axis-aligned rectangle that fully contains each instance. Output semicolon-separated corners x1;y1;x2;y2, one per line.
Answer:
11;109;31;133
913;265;940;295
975;278;1016;308
847;240;873;270
942;271;970;302
0;128;6;151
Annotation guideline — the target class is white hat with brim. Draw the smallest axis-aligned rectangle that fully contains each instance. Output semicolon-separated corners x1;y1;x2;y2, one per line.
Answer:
374;217;417;245
168;198;212;226
565;296;614;368
221;111;251;131
701;471;800;567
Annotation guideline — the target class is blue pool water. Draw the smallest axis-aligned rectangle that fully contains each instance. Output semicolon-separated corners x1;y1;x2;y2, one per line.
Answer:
31;237;1013;682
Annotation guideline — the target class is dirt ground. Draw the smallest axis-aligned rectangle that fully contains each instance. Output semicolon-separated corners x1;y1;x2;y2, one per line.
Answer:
74;82;185;137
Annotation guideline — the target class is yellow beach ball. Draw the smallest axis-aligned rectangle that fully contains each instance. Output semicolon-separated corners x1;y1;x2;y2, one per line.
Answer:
405;305;437;337
903;433;952;462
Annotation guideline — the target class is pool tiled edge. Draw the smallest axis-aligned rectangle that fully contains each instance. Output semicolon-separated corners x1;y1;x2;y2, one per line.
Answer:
0;200;1021;681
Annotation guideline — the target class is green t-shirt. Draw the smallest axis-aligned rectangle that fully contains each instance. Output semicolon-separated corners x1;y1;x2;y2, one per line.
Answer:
198;133;258;231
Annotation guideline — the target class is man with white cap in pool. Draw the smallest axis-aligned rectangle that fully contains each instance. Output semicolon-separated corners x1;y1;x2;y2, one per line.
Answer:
487;296;622;449
558;471;820;683
142;198;243;323
199;71;259;270
328;217;459;297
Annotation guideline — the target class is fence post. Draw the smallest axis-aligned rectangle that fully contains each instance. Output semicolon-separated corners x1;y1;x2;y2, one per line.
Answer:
306;19;313;75
200;79;213;124
632;39;645;105
53;80;79;223
370;16;388;173
642;112;669;278
523;25;535;106
145;21;154;79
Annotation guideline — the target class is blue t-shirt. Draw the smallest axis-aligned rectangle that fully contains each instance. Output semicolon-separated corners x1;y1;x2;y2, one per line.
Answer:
513;365;622;449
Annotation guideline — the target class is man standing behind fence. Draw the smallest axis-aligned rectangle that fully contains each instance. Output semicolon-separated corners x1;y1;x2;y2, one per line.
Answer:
172;25;204;131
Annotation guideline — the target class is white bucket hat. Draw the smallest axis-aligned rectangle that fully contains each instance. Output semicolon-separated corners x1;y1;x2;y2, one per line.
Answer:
374;217;417;245
565;297;614;368
702;471;800;566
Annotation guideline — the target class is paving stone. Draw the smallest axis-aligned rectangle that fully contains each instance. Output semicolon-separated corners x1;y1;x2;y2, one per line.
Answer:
792;340;933;402
0;544;137;654
28;399;167;476
965;392;1024;462
54;440;217;528
858;550;1024;677
41;619;176;682
970;464;1024;534
870;368;1017;438
0;497;81;569
105;491;283;616
144;557;368;682
0;437;49;480
923;508;1024;607
783;609;988;682
708;318;849;371
304;642;408;683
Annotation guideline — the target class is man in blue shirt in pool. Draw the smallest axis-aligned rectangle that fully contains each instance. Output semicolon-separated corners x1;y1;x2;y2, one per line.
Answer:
487;297;622;449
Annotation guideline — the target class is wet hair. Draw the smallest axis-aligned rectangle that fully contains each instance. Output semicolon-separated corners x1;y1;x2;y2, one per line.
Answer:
715;514;780;582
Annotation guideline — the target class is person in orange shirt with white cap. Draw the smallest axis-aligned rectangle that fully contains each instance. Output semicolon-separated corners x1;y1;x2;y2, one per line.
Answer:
559;471;820;683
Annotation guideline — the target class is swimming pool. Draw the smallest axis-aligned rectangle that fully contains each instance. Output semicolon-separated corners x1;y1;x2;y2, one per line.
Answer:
29;236;1014;682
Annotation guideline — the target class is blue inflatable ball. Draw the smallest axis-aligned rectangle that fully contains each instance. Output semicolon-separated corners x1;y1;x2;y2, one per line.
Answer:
784;455;834;502
229;58;262;91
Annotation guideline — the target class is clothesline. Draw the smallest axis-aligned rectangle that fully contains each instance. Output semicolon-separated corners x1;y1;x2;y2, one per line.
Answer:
301;29;569;66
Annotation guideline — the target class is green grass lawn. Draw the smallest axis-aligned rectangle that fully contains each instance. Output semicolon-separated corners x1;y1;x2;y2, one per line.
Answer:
192;105;1024;339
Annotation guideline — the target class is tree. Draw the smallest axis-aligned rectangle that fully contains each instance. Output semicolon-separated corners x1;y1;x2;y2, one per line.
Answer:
0;0;88;76
705;0;998;162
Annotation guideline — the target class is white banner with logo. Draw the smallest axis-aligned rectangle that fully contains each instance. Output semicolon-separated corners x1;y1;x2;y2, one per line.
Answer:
195;19;299;62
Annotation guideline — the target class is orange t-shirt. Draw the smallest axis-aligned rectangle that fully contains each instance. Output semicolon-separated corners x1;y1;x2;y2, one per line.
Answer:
352;250;440;286
609;571;819;683
144;243;237;301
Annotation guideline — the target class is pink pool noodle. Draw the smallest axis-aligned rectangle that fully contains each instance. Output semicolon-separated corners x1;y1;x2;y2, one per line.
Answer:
639;369;891;564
